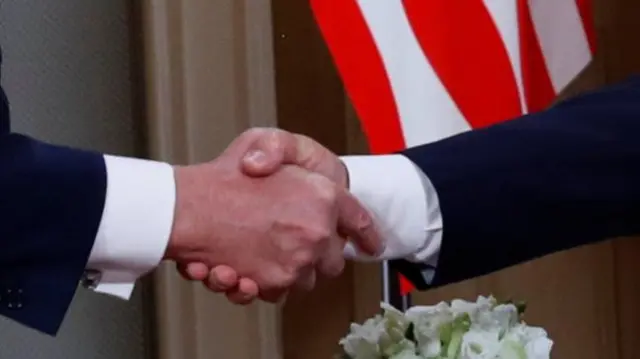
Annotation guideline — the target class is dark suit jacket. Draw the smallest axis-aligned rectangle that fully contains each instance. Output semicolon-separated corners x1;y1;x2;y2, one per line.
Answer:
0;51;107;335
392;76;640;290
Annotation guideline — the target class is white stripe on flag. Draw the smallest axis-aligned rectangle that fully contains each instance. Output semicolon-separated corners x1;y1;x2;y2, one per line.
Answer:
528;0;592;93
482;0;527;113
356;0;471;147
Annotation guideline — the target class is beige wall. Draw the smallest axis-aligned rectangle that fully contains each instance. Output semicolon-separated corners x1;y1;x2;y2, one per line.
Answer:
140;1;281;358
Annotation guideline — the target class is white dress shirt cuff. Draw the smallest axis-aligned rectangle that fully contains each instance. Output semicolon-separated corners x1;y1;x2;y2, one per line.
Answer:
340;155;442;269
86;155;176;299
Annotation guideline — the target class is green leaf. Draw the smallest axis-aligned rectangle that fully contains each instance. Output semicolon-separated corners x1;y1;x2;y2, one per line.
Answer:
439;321;453;346
453;313;472;332
446;329;465;359
499;340;528;359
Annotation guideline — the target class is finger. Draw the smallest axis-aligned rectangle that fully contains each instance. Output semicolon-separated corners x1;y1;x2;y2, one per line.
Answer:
176;263;190;280
226;290;254;305
205;266;240;292
177;262;209;281
242;131;330;177
221;127;285;173
241;149;282;177
241;129;294;176
238;277;260;298
336;189;384;256
225;278;259;305
294;266;317;291
259;288;288;303
317;235;346;278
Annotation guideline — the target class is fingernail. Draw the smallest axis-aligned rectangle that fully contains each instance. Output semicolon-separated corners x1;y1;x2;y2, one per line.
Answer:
245;150;266;165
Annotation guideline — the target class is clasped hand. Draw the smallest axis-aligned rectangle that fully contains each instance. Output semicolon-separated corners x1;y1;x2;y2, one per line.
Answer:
164;128;383;304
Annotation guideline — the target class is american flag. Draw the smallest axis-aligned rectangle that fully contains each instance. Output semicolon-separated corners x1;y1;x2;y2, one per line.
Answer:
311;0;595;298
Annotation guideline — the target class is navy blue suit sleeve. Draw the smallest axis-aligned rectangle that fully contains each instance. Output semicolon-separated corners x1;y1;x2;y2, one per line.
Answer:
0;133;107;335
390;76;640;290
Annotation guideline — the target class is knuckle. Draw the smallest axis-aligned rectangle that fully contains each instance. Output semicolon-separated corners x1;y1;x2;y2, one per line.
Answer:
280;272;297;287
274;218;332;245
304;225;332;244
292;249;315;268
308;175;337;204
320;253;345;278
323;260;345;278
260;275;283;291
270;265;297;288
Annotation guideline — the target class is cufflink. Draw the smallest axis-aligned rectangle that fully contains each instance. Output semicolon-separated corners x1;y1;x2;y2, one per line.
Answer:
81;270;102;290
1;288;24;309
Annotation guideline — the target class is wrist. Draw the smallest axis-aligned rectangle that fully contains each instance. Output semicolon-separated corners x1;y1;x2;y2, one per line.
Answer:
165;165;196;261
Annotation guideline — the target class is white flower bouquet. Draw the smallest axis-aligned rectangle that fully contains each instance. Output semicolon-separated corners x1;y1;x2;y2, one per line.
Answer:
337;296;552;359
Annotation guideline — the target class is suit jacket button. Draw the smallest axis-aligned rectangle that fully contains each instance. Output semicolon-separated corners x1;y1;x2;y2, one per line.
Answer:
81;270;102;289
5;288;23;309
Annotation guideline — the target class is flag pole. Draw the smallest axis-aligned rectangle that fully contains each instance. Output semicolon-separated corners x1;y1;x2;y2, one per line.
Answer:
382;260;411;311
382;260;391;304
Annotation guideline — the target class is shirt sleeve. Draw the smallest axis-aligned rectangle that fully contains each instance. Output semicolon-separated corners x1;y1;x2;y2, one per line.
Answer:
340;154;442;267
85;155;176;299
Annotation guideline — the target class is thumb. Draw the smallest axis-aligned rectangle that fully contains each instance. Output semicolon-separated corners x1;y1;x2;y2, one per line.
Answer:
241;129;293;176
217;128;287;174
241;129;323;177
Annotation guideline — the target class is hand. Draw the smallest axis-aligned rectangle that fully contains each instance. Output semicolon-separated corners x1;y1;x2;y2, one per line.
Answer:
180;129;367;303
168;129;382;299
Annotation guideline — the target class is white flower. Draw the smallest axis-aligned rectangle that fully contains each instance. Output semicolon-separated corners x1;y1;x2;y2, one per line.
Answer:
458;323;552;359
451;296;496;318
337;296;553;359
405;301;454;357
339;303;411;359
499;325;553;359
339;315;384;359
388;349;422;359
459;329;502;359
472;303;519;343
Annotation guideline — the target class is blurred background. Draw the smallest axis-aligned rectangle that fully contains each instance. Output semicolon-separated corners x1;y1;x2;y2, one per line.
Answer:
1;0;640;358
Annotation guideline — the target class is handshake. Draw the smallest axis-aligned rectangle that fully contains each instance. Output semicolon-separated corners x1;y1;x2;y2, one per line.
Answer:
164;128;384;304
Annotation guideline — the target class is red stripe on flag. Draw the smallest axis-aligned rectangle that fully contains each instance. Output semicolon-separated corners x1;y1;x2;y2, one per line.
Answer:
402;0;523;129
399;275;414;296
310;0;406;154
575;0;596;54
518;0;557;112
